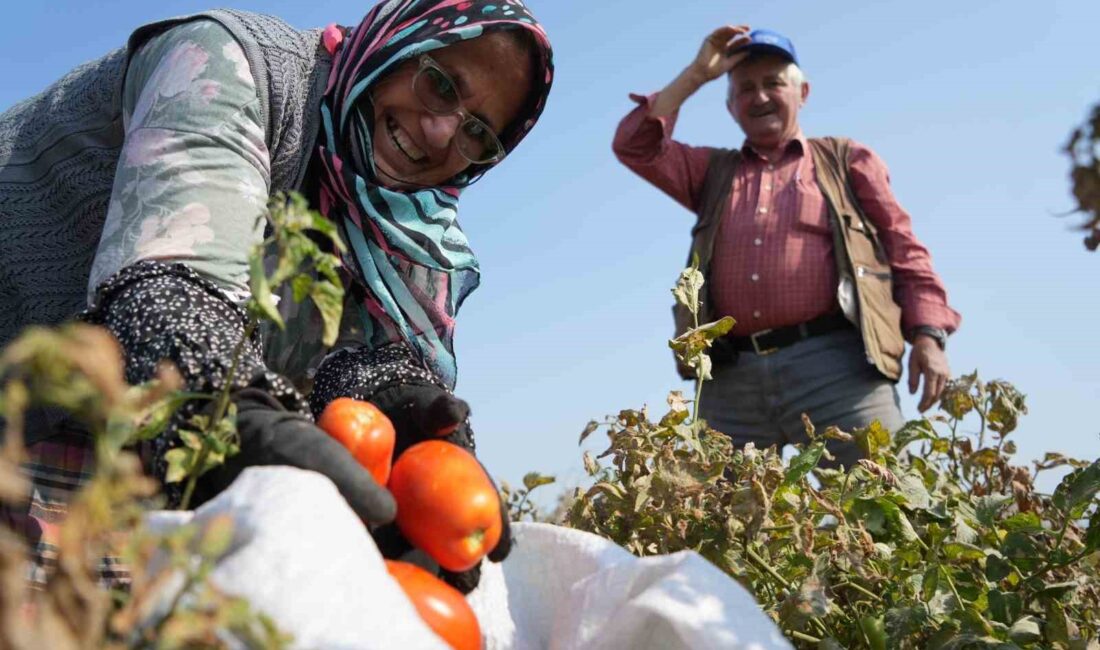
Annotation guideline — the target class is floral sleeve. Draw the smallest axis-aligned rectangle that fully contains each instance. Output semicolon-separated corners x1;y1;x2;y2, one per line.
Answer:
87;19;270;304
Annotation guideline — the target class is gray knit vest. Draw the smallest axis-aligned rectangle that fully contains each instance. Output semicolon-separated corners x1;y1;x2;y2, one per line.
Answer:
0;9;331;348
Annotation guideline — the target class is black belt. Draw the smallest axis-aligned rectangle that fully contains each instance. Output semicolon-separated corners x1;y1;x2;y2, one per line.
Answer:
717;312;853;358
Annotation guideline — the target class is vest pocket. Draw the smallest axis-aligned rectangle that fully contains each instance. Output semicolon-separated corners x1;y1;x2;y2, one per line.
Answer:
855;268;905;378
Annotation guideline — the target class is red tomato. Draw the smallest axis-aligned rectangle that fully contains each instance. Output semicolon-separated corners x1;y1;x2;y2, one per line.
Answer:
385;560;481;650
317;398;395;486
389;441;502;572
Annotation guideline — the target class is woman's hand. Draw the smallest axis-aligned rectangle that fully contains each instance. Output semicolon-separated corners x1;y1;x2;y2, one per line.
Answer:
368;383;512;594
191;387;397;524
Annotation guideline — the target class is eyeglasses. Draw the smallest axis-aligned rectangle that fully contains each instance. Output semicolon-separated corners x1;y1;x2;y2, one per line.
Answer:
411;55;506;165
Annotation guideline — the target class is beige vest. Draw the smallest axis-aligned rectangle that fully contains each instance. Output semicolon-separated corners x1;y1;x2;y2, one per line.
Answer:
672;137;905;381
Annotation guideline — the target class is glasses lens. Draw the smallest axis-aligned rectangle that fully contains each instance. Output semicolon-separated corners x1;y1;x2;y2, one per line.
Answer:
456;118;505;164
414;65;459;114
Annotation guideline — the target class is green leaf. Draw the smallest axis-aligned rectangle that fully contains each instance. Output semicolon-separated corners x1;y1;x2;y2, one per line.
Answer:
522;472;556;491
131;392;193;443
896;472;932;510
178;429;205;451
579;420;600;445
860;616;887;650
985;551;1013;582
967;448;1000;469
884;604;930;643
855;420;891;458
164;447;195;484
309;280;344;347
921;566;940;602
975;495;1013;528
944;541;986;562
1000;512;1042;534
892;418;936;451
582;451;600;477
1086;512;1100;553
1039;580;1080;599
248;255;284;329
987;589;1023;626
290;274;313;303
672;266;705;312
784;442;826;486
1053;460;1100;518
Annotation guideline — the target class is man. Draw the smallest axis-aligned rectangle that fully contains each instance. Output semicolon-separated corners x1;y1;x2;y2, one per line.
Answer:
613;25;960;467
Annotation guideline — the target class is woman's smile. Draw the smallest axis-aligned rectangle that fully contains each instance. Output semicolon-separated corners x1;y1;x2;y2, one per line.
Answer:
385;115;427;164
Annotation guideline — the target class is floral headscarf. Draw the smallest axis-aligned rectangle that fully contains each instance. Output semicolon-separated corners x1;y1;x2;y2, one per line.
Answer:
316;0;553;388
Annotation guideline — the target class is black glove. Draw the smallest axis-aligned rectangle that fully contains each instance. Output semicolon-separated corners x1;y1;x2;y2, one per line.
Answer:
368;383;512;594
190;387;396;525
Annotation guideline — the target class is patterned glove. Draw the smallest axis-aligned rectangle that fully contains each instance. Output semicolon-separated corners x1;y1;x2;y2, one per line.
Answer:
190;387;396;524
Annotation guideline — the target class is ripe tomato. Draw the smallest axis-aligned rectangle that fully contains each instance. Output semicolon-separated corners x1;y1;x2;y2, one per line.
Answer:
317;398;396;486
385;560;481;650
389;441;502;572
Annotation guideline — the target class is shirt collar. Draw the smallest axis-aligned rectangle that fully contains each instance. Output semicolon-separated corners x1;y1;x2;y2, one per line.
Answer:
741;132;809;160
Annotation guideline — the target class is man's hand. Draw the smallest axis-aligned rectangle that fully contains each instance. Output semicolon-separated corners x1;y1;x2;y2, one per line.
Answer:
649;25;752;118
690;25;753;83
908;336;950;412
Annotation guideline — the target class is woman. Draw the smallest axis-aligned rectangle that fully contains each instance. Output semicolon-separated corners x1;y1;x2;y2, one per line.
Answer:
0;0;554;594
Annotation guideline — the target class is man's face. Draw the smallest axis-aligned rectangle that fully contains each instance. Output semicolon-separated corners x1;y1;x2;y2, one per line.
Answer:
726;55;809;150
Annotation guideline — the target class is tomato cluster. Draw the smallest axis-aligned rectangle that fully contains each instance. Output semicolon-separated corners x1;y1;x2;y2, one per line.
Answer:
317;398;502;649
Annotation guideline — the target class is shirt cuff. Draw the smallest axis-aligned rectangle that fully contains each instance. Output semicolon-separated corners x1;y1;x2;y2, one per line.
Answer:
902;298;962;337
613;92;680;164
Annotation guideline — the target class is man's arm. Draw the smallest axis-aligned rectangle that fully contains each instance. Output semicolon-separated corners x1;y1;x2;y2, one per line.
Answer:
847;142;961;411
611;25;753;213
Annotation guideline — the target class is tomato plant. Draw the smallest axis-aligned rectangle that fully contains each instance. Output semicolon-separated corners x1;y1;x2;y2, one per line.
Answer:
385;560;481;650
317;397;396;486
389;441;502;572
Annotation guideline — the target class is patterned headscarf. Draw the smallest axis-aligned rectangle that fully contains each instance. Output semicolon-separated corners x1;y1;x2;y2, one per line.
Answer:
317;0;554;388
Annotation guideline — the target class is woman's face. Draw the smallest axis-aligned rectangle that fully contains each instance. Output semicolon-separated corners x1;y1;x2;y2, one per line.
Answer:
368;32;534;189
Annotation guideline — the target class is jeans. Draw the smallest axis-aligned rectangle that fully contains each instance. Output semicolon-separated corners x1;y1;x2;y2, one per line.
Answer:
699;327;904;469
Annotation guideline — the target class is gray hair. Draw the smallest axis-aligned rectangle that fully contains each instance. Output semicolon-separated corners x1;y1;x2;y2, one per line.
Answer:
728;58;808;90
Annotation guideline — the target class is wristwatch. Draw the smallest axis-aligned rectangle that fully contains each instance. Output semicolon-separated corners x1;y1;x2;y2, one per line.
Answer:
910;325;947;351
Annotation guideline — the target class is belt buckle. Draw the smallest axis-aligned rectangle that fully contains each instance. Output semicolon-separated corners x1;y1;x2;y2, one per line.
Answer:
750;329;778;355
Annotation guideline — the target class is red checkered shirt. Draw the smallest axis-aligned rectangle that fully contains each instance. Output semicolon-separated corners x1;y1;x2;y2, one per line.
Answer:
613;93;961;337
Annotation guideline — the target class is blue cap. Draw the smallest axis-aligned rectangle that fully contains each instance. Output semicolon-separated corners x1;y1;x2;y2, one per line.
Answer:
737;29;799;66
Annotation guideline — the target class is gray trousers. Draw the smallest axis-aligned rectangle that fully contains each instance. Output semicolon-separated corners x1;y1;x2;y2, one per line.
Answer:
699;328;904;469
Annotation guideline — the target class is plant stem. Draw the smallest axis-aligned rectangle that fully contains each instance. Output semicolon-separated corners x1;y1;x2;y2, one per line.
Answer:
834;580;884;603
940;565;964;608
746;546;792;590
179;319;258;510
690;303;704;423
788;630;822;643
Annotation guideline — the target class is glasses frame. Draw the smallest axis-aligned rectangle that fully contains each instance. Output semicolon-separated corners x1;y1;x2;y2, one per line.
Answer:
412;54;507;165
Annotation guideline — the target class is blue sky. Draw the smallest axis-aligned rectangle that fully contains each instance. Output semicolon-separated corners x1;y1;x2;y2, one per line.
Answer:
2;0;1098;500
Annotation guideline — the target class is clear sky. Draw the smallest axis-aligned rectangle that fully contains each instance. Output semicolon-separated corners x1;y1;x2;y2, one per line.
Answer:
2;0;1098;501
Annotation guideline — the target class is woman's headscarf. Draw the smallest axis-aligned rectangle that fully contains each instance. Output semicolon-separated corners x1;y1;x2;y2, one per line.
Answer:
316;0;553;388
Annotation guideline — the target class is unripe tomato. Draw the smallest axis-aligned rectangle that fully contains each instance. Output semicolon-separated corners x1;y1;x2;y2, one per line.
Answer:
389;441;502;572
385;560;481;650
317;398;396;485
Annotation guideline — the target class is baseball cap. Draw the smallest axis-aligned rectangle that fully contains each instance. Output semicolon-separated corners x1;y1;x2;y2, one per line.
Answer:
735;29;799;66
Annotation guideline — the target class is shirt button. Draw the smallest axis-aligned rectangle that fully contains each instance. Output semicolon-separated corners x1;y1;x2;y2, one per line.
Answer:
767;164;775;171
753;310;762;319
758;207;768;214
754;238;762;246
751;273;760;282
763;184;772;191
